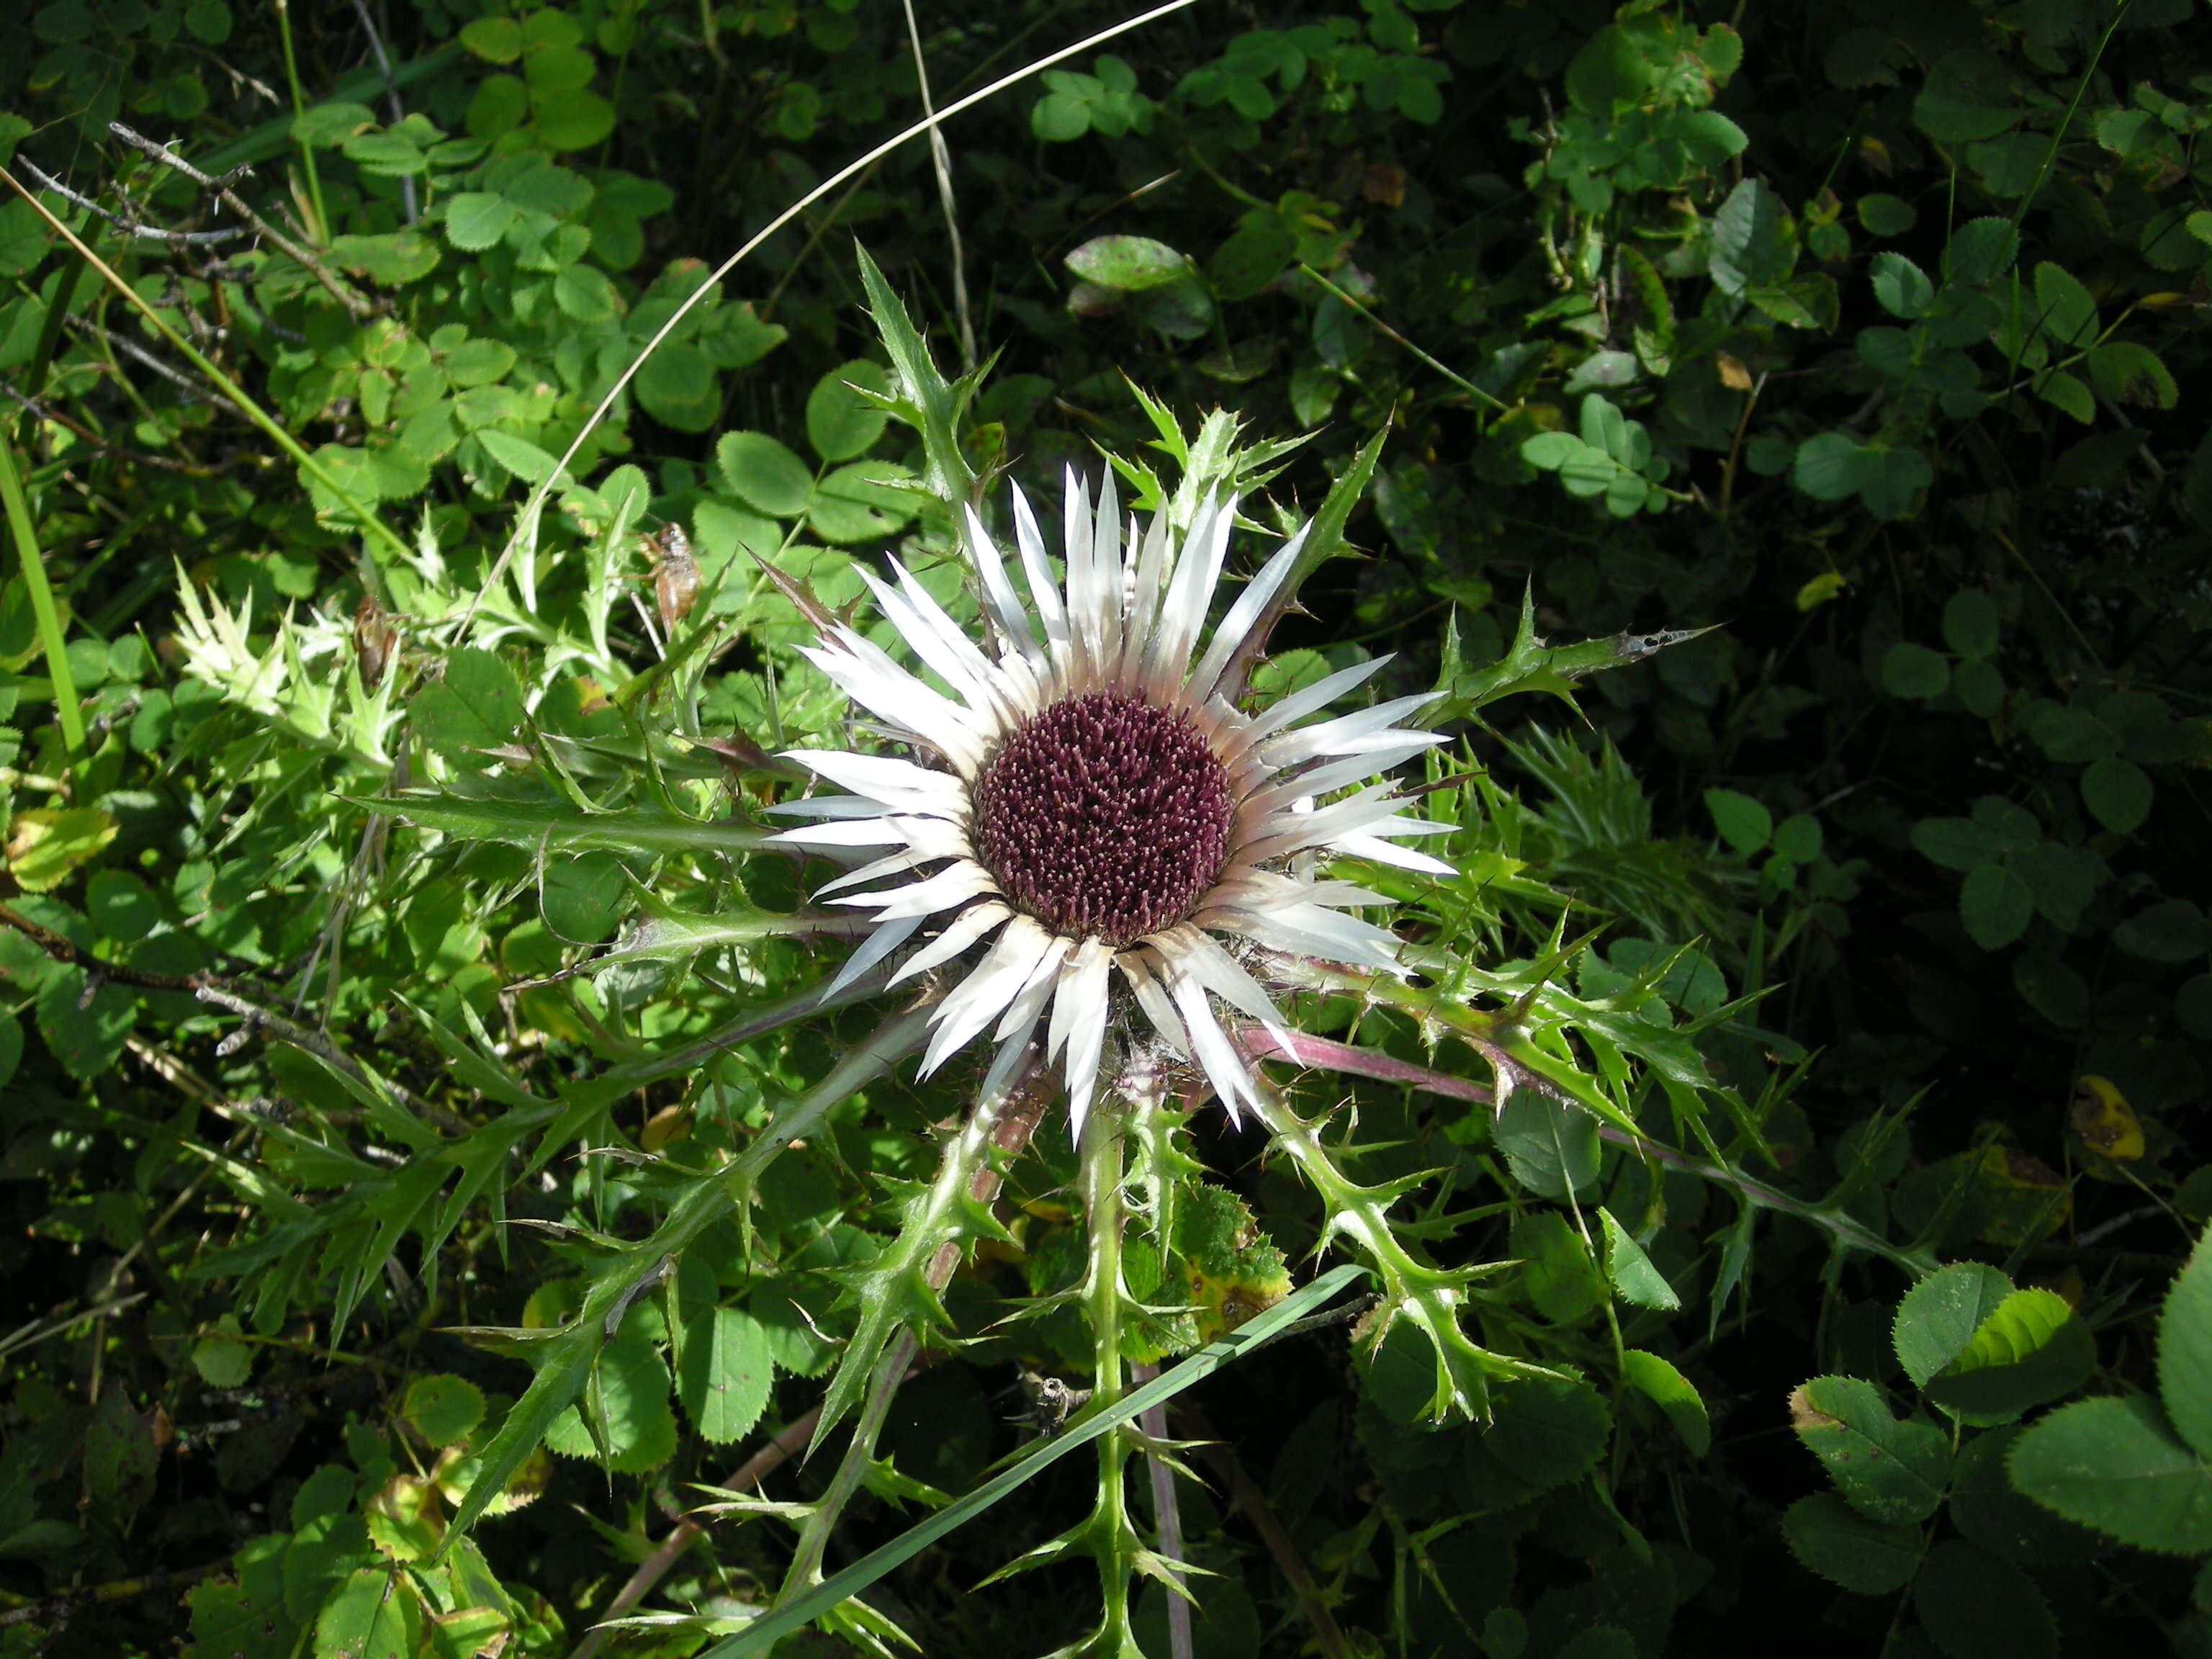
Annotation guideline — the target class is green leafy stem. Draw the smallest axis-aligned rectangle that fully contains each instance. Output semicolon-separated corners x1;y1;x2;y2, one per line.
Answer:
1241;1025;1933;1278
705;1263;1371;1659
436;1009;932;1548
1244;1068;1547;1421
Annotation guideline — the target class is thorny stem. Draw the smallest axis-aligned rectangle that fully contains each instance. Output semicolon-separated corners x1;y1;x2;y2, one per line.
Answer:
1123;1056;1192;1659
775;1333;921;1605
12;159;253;244
772;1058;1048;1610
107;125;374;320
572;1406;827;1659
1242;1023;1933;1277
1079;1098;1141;1652
1244;1068;1543;1420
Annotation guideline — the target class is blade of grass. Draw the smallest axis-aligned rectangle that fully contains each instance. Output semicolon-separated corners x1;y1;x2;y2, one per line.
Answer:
457;0;1202;642
0;171;410;564
692;1263;1369;1659
0;432;82;759
273;0;331;240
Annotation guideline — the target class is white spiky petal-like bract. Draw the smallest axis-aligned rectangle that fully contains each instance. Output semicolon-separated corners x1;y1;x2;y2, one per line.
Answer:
770;472;1455;1141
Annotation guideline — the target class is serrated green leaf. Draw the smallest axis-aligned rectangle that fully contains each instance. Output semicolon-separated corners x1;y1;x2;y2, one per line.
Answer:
2031;262;2098;350
1881;642;1951;700
1915;1540;2056;1659
1065;235;1193;292
1704;788;1772;855
1483;1375;1611;1493
1781;1491;1921;1593
2086;341;2178;410
1495;1093;1600;1200
807;460;920;544
2081;757;2152;834
1622;1349;1709;1455
714;431;812;517
315;1567;422;1659
2161;1230;2212;1459
1941;590;2000;659
2008;1393;2212;1554
1923;1289;2095;1424
404;1375;487;1447
1895;1262;2014;1387
545;1325;676;1472
805;360;891;463
1960;863;2033;950
1511;1210;1604;1324
679;1305;773;1444
1790;1375;1951;1523
1599;1209;1680;1310
444;192;517;251
1871;251;1934;320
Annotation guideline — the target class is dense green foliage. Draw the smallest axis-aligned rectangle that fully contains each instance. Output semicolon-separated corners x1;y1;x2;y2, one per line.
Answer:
4;1;2211;1656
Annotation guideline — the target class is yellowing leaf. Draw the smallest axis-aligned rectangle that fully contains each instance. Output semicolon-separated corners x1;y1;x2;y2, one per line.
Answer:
4;807;119;892
1796;571;1847;611
2071;1074;2144;1161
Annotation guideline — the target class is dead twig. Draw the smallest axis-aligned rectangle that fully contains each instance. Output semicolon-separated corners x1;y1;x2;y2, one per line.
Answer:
66;313;212;398
2;385;229;475
569;1405;827;1659
0;906;468;1136
107;122;383;320
0;1558;229;1629
13;160;254;246
347;0;418;224
1171;1401;1354;1659
191;982;472;1134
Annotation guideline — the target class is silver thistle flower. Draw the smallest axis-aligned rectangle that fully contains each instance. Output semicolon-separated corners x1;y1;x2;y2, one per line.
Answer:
770;471;1454;1137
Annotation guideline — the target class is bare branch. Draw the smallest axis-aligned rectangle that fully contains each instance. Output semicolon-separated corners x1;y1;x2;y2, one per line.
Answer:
349;0;418;223
108;122;383;320
13;160;254;246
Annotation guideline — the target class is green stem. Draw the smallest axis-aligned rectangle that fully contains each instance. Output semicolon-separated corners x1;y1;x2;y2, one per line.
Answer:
0;434;82;759
1244;1071;1542;1421
1079;1100;1139;1653
706;1267;1369;1659
274;0;331;240
775;1331;919;1605
1296;264;1510;416
1244;1024;1934;1280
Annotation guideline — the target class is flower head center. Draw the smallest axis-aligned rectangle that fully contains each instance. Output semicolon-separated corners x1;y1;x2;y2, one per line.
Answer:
970;691;1235;948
